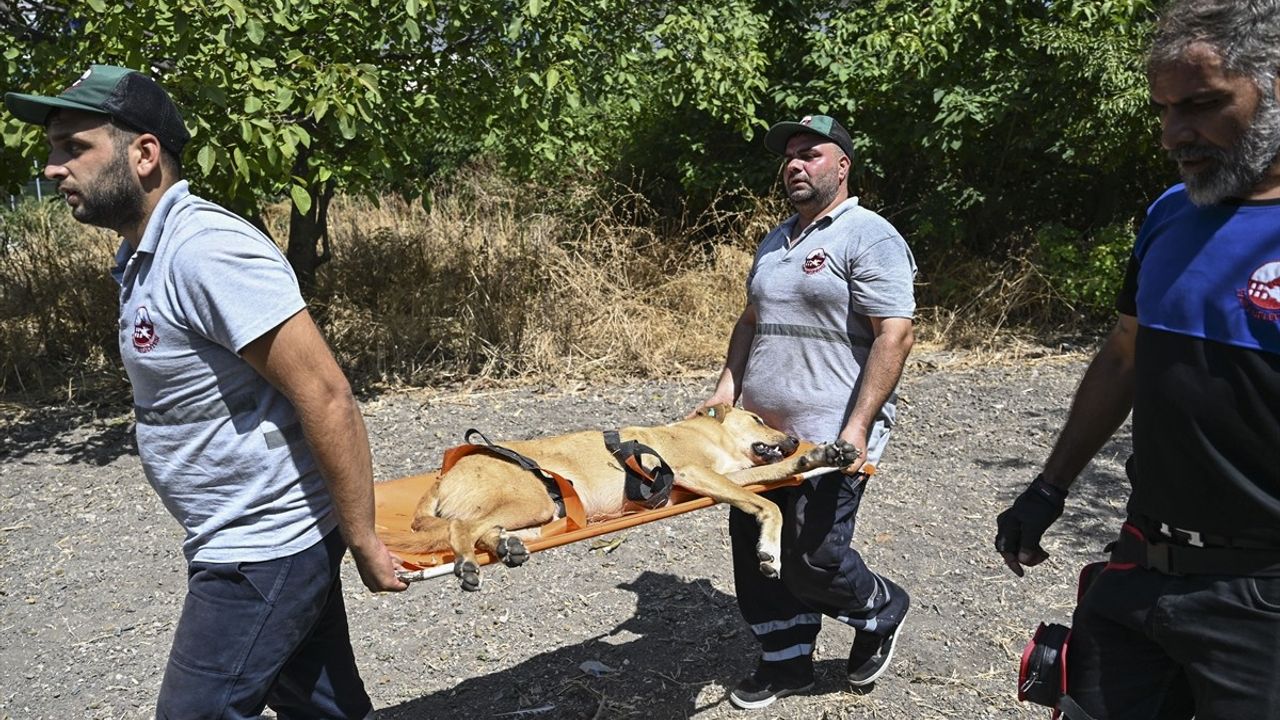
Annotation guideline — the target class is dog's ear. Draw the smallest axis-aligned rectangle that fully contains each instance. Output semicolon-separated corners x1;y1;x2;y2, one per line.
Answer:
696;403;733;423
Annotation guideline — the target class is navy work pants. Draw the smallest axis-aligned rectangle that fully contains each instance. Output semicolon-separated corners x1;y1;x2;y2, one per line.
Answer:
156;529;374;720
729;471;909;664
1066;559;1280;720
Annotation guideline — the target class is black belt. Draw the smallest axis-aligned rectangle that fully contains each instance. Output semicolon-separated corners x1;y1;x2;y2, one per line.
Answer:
1113;524;1280;577
1130;514;1280;550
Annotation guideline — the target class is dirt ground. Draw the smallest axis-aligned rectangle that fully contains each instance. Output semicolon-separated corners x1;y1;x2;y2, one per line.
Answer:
0;349;1136;719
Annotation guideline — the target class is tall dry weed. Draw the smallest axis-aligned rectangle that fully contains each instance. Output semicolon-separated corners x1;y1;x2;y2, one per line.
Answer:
0;201;122;400
312;169;764;387
0;166;1094;403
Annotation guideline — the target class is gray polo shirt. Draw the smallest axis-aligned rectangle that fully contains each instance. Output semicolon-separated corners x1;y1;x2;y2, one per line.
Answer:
739;197;916;464
113;181;336;563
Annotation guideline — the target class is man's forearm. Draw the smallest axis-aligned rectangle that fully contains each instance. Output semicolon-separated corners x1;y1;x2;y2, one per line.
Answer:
296;388;380;550
711;307;757;403
842;321;913;442
1040;318;1137;492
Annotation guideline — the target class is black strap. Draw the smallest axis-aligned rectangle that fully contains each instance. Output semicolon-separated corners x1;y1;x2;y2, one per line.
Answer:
602;430;675;510
1130;514;1280;550
464;428;567;516
1113;526;1280;577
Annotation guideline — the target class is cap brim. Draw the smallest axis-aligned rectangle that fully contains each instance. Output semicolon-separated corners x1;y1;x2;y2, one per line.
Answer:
3;93;109;126
764;121;815;156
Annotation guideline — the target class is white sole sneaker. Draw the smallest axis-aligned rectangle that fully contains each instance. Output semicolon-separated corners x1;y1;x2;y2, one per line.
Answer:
848;607;909;687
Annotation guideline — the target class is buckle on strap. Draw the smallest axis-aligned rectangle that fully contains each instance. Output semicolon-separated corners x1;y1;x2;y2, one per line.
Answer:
602;430;675;509
1159;522;1205;548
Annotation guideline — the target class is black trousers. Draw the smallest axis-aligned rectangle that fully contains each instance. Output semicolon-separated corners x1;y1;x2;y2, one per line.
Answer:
1066;558;1280;720
728;471;909;665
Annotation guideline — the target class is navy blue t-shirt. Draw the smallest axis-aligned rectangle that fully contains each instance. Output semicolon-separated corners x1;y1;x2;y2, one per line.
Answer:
1118;184;1280;543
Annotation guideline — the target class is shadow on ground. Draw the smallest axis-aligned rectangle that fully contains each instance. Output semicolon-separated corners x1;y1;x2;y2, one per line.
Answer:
992;434;1134;554
376;570;846;720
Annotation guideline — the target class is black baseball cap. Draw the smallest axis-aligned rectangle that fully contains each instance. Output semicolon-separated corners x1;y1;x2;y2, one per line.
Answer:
4;64;190;156
764;114;854;159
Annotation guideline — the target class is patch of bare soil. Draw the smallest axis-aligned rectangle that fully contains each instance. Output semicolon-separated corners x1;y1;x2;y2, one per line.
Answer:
0;350;1133;719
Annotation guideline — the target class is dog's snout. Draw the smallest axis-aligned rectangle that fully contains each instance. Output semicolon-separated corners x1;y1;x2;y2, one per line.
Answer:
782;435;799;454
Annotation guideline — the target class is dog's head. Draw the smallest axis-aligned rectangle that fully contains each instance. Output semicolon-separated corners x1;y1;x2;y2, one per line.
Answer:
694;404;799;465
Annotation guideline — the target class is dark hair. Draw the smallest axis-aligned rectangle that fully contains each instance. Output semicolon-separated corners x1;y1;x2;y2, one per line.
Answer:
108;116;183;177
1148;0;1280;96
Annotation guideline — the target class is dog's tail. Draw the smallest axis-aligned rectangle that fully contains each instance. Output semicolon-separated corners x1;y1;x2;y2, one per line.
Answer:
379;516;452;554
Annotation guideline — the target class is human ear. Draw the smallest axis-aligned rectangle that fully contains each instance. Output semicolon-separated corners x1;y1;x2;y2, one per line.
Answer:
135;134;163;179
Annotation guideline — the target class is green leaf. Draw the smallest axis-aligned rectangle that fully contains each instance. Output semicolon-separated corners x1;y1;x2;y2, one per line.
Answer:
546;67;559;91
196;145;216;176
247;19;264;44
86;0;107;11
528;0;542;17
244;96;263;113
290;185;312;215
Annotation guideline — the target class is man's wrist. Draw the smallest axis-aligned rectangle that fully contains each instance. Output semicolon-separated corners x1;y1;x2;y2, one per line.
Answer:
1031;474;1069;502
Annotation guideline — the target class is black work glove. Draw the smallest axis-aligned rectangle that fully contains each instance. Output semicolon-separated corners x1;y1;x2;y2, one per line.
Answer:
995;475;1067;577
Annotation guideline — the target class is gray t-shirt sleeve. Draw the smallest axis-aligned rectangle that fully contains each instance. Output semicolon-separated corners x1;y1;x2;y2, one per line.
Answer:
169;230;307;353
847;234;917;318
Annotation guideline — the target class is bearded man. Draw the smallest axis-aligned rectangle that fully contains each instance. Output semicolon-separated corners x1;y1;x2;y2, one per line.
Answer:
5;65;407;719
694;114;917;709
994;1;1280;718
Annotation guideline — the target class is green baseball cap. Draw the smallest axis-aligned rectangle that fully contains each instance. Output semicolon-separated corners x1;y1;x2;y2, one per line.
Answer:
4;64;190;156
764;114;854;159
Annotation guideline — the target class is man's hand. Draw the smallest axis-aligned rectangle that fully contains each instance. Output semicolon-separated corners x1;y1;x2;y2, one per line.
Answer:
686;393;734;420
350;537;410;593
837;426;868;476
995;476;1067;577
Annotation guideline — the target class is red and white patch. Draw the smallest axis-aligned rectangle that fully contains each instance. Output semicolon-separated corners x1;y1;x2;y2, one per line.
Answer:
803;248;828;275
800;115;813;126
132;306;159;353
1245;260;1280;312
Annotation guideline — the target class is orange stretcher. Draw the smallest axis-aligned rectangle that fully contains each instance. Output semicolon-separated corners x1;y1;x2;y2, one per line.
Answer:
375;442;874;583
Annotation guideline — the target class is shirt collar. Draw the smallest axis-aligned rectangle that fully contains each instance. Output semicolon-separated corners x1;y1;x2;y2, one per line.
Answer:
781;196;861;243
111;180;190;284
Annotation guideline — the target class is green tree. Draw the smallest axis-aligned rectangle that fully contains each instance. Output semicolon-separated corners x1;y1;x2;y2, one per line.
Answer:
1;0;774;290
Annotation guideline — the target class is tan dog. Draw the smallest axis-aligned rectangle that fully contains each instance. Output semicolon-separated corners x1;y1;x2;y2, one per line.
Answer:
385;404;858;590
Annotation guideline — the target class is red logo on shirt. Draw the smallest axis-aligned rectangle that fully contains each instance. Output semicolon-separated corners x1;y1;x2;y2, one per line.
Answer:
1239;260;1280;322
803;248;827;275
132;306;160;353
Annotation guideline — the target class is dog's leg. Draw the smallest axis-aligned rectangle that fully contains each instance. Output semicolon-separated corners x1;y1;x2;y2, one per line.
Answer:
677;466;788;578
725;440;860;487
473;527;530;568
448;519;492;592
445;499;558;591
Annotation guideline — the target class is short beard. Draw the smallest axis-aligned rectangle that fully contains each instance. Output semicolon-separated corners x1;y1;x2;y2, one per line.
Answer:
787;177;839;212
72;143;145;231
1172;87;1280;206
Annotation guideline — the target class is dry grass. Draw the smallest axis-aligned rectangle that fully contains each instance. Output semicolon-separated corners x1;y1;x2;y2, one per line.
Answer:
0;168;1091;403
0;201;124;401
309;170;771;389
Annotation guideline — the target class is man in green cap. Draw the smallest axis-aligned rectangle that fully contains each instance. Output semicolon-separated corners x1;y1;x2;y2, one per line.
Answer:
5;65;407;719
694;114;917;709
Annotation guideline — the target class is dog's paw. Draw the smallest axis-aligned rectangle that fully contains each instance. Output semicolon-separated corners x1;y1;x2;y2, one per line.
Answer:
453;557;482;591
757;545;782;579
817;439;860;468
496;533;529;567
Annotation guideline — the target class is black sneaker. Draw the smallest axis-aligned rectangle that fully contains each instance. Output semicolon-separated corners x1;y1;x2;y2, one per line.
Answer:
728;659;815;710
847;608;908;687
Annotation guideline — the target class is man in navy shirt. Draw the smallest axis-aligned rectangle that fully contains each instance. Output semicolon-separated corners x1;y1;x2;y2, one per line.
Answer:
995;1;1280;718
